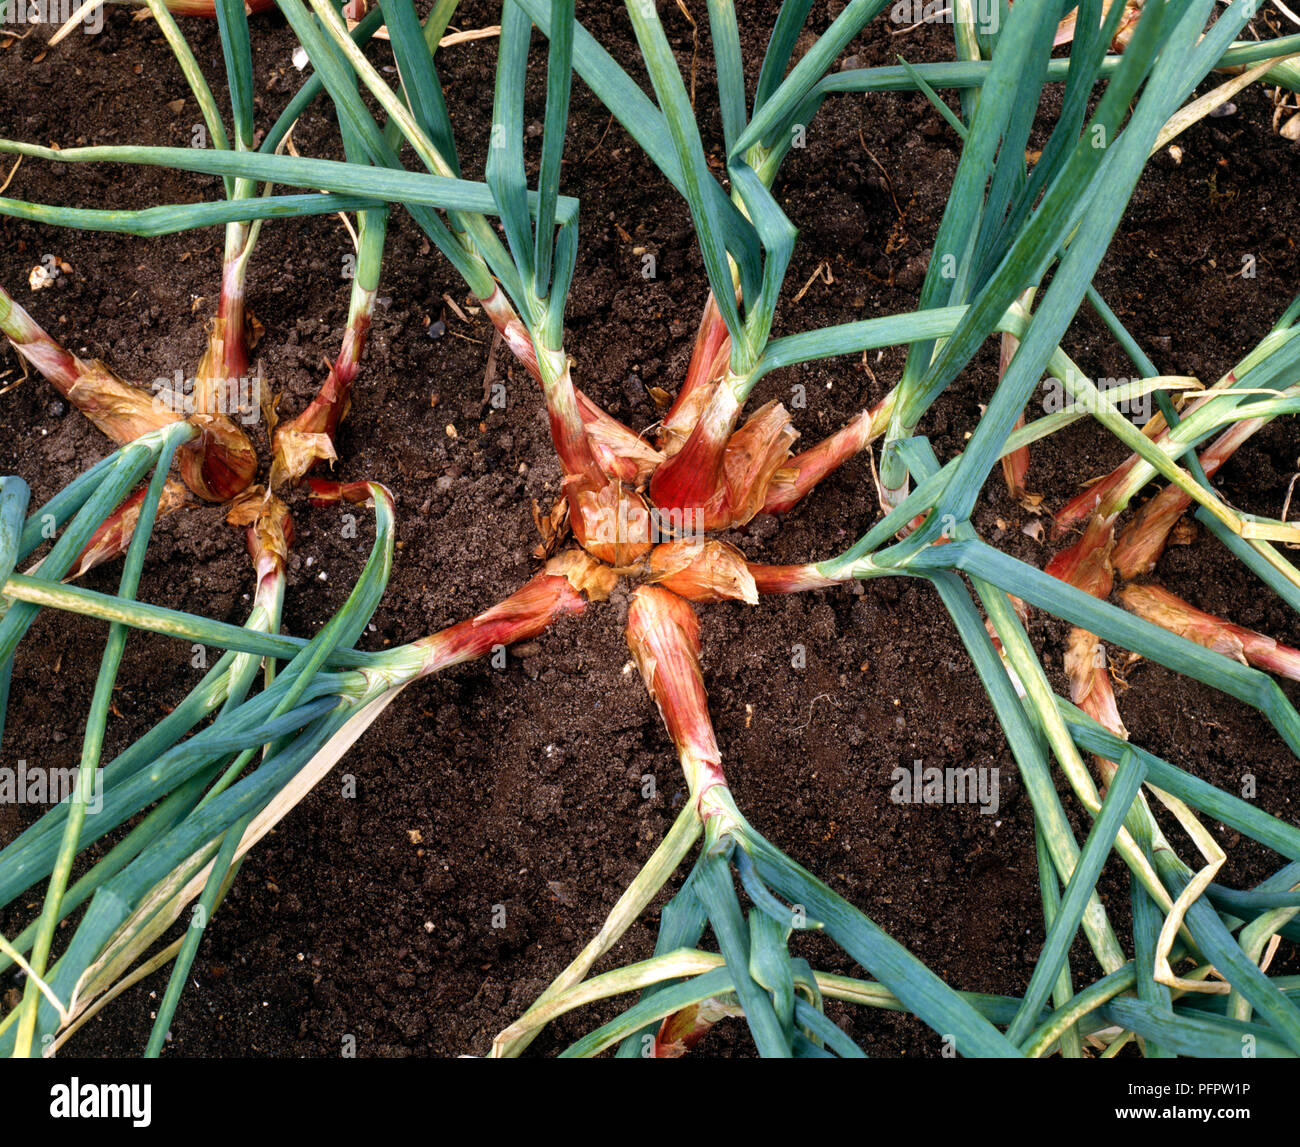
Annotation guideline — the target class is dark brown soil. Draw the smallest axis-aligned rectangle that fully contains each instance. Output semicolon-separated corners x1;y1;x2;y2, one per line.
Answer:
1;3;1298;1058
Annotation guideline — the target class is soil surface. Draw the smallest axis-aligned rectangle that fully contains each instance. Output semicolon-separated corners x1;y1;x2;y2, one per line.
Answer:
1;2;1298;1057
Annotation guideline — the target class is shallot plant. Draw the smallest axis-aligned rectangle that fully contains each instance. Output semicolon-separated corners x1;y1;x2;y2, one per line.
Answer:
2;0;1300;1058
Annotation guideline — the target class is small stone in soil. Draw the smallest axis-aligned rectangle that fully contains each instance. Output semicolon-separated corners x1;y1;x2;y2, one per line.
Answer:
427;320;447;339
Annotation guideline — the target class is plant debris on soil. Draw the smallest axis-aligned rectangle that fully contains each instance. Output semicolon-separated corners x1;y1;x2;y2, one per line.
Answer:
0;2;1297;1057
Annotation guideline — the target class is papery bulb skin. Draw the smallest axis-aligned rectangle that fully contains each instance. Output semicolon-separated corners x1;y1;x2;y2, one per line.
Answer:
1064;627;1129;739
720;401;798;530
625;586;728;812
64;362;182;445
228;488;295;600
651;394;799;534
648;384;740;526
1120;584;1300;681
568;482;655;568
414;561;590;677
305;478;383;506
544;549;621;602
648;540;758;605
67;481;191;580
271;305;373;488
177;415;259;502
1045;512;1116;599
763;405;880;516
577;392;663;488
747;562;844;595
1111;417;1261;580
659;291;730;459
